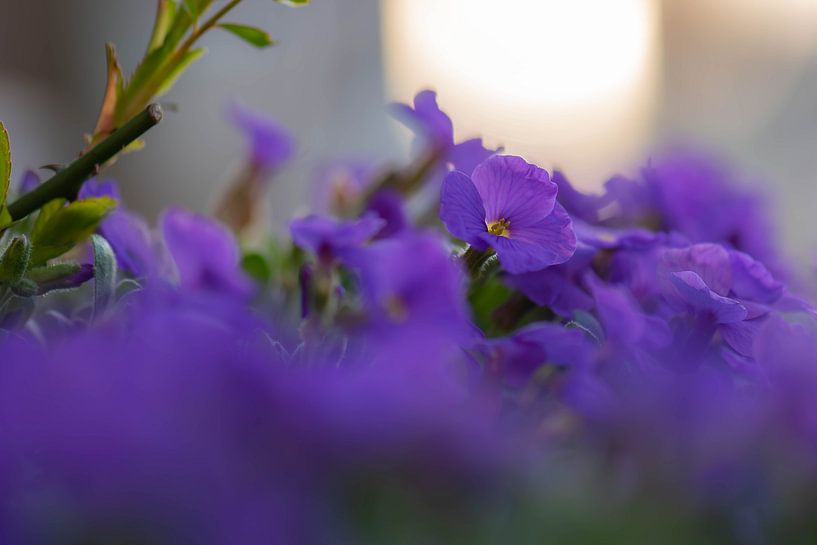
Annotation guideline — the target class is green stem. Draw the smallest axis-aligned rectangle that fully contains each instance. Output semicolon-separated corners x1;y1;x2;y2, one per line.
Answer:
462;246;492;278
8;104;163;221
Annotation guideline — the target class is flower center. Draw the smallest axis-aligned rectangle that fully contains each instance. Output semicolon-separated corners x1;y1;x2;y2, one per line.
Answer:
487;218;511;238
384;295;408;322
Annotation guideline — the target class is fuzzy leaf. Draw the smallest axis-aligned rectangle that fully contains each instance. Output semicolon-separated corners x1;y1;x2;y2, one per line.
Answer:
31;197;117;264
0;236;31;285
0;121;10;209
91;234;117;318
219;23;276;48
27;263;94;295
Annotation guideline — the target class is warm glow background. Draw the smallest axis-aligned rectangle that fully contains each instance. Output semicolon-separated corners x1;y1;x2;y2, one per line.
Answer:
383;0;661;185
1;0;817;259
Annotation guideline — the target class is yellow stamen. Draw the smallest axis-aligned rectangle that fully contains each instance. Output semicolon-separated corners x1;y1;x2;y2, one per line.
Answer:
487;218;511;238
384;295;408;322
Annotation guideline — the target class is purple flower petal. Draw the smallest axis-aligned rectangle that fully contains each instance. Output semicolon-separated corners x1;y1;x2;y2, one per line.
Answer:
721;317;765;357
440;170;488;249
471;155;556;227
552;170;602;223
79;178;122;201
448;138;495;175
669;271;747;324
390;90;454;149
662;243;732;296
230;103;294;173
161;207;254;299
484;202;576;273
290;214;385;262
365;190;409;239
99;210;158;278
505;266;593;316
729;249;783;304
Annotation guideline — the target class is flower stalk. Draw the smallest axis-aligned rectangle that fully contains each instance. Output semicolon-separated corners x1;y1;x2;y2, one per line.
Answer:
8;105;163;221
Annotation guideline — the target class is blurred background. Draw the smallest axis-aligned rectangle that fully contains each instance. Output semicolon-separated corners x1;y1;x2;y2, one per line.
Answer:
1;0;817;261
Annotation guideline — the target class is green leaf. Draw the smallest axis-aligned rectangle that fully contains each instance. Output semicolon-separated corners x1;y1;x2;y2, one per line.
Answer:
0;236;31;285
0;121;10;209
91;234;117;318
27;262;93;295
219;23;276;48
27;263;84;284
155;47;206;97
30;197;117;264
0;206;12;232
182;0;202;18
275;0;309;6
242;252;272;284
31;198;67;243
148;0;179;53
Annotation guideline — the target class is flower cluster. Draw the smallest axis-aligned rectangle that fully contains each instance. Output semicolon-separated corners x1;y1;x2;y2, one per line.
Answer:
2;5;817;540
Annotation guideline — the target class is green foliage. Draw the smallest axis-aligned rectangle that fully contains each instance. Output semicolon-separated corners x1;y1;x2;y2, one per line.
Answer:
0;236;31;286
0;122;10;211
148;0;179;53
275;0;310;6
219;23;276;48
242;252;273;285
154;47;206;97
30;197;117;264
468;275;512;332
91;234;117;318
27;263;83;284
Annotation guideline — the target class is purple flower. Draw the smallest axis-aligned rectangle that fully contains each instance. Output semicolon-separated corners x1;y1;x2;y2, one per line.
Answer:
551;170;604;224
391;90;456;151
290;214;385;264
364;189;409;239
346;232;471;369
440;155;577;274
17;170;40;195
504;245;596;316
391;90;495;174
476;322;595;388
311;160;377;216
99;210;159;278
230;103;294;173
161;207;254;299
78;178;121;201
643;150;784;274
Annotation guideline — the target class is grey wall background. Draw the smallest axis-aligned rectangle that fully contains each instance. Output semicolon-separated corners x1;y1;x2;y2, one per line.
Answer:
1;0;817;263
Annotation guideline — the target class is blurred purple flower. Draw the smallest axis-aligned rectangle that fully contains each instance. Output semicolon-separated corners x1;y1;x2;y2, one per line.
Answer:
17;170;40;195
78;178;121;201
230;103;294;173
161;207;254;299
391;90;495;175
100;210;159;278
346;231;471;369
440;155;576;273
290;214;385;264
644;150;783;273
364;189;409;239
311;160;377;215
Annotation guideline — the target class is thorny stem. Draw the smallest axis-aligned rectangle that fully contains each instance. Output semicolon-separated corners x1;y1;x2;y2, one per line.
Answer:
8;105;163;221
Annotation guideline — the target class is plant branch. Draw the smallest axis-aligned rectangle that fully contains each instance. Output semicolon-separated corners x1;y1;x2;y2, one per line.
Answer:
8;105;163;221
